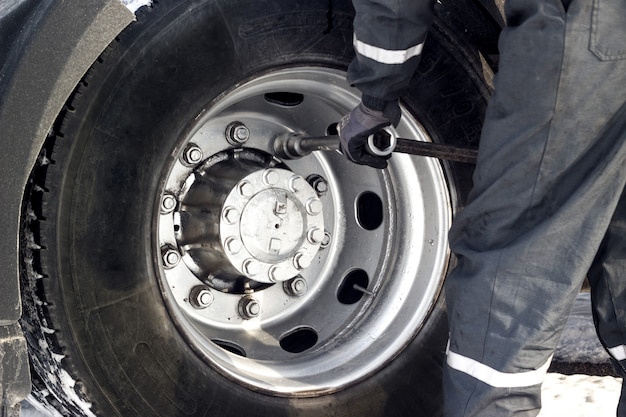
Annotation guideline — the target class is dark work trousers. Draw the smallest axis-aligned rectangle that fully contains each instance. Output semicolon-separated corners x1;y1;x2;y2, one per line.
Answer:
443;0;626;416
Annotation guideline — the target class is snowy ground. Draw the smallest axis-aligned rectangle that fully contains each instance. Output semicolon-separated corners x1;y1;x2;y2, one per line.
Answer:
21;293;622;417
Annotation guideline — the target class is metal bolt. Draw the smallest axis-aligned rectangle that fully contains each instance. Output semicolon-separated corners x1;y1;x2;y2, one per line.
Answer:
162;247;181;269
239;297;261;319
242;258;260;276
268;265;283;282
305;197;323;216
284;276;308;297
183;144;203;165
237;181;255;198
222;206;240;225
293;252;312;270
226;122;250;145
263;169;280;186
308;175;328;196
190;286;214;309
224;237;242;255
161;194;177;214
307;227;325;245
289;175;306;193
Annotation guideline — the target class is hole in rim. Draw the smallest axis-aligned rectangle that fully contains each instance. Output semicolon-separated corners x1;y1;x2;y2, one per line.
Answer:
326;122;339;136
212;339;247;357
337;269;370;305
279;327;319;353
264;92;304;107
356;191;384;231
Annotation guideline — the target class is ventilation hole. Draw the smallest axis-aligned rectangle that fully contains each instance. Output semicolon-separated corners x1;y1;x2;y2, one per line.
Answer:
279;327;318;353
212;340;247;357
356;192;384;230
326;122;339;136
337;269;370;305
264;92;304;107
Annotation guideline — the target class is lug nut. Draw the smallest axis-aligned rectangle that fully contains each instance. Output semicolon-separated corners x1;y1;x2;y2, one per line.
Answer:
284;276;308;297
289;175;306;193
222;206;240;225
190;286;214;309
226;122;250;145
239;297;261;319
263;169;280;186
237;181;255;198
183;144;203;165
293;252;312;270
242;258;260;276
305;197;323;216
161;194;177;214
307;227;325;245
224;237;242;255
308;175;328;196
162;247;181;269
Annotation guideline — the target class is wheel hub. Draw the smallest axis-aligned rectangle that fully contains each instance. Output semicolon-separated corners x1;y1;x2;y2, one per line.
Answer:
221;168;324;283
176;151;324;286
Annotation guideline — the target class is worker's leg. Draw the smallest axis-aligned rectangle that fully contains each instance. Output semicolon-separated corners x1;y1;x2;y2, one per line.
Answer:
588;194;626;417
443;0;626;415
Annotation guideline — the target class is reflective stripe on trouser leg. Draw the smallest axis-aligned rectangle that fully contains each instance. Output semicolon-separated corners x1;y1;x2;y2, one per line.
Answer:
446;347;552;389
444;0;626;416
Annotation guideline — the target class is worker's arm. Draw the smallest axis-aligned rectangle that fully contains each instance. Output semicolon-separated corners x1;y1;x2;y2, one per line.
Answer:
347;0;436;109
339;0;436;168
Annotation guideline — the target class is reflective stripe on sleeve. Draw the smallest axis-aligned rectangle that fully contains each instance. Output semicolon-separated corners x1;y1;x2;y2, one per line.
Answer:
353;35;424;65
446;348;552;388
608;345;626;361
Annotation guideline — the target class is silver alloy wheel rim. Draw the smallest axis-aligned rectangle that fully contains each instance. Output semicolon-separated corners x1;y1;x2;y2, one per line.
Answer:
155;67;451;396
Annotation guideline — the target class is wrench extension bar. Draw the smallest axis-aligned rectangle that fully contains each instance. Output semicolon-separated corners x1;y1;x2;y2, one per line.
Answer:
273;133;478;164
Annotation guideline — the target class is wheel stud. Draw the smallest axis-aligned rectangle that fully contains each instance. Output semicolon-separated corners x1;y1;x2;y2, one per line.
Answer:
305;197;323;216
161;246;181;269
161;194;177;214
239;297;261;319
190;286;214;309
225;122;250;146
284;276;308;297
183;143;203;165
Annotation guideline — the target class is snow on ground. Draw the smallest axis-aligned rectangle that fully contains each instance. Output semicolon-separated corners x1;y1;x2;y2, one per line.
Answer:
21;294;622;416
119;0;152;13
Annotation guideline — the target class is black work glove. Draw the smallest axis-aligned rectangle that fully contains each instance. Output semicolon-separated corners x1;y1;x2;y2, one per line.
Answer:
338;101;400;169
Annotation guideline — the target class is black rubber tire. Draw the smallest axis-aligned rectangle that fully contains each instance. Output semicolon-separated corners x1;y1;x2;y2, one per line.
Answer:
20;1;493;416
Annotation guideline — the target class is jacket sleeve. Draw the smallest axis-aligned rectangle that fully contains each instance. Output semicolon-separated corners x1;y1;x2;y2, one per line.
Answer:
347;0;436;110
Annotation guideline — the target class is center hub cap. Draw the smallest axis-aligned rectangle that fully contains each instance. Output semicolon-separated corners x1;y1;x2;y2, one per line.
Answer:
221;168;324;283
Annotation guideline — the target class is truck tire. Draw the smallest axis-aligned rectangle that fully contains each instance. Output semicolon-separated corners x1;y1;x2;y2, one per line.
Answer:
20;0;493;416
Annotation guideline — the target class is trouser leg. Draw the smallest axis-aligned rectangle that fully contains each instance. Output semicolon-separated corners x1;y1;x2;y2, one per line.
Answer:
588;194;626;417
443;0;626;415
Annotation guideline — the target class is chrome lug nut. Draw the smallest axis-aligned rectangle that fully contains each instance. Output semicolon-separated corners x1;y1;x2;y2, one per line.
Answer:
307;227;325;245
293;252;312;270
243;258;260;276
226;122;250;145
190;286;214;309
161;194;177;214
161;246;181;269
183;144;203;165
284;276;308;297
305;197;323;216
239;297;261;319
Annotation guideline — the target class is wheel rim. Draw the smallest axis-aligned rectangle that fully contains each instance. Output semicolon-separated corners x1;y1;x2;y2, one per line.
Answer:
155;67;451;396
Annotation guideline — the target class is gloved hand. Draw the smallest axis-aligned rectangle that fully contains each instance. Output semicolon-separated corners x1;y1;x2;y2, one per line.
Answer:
338;100;401;169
